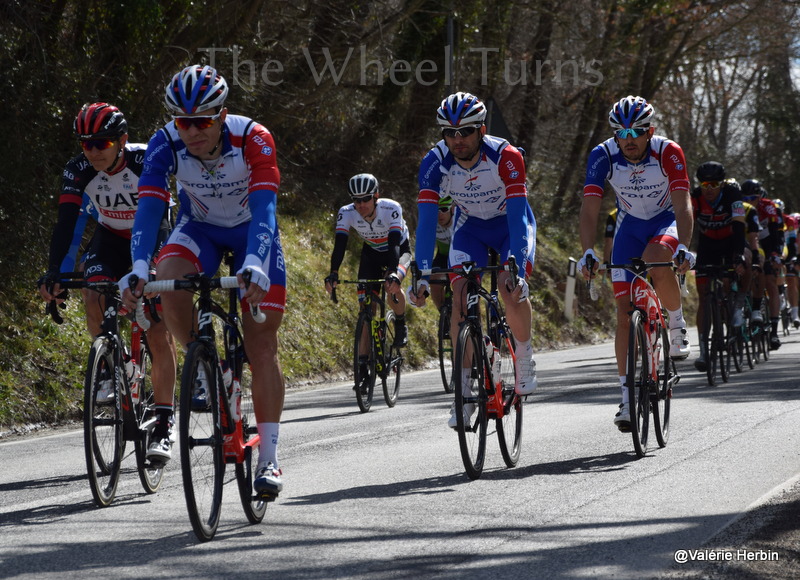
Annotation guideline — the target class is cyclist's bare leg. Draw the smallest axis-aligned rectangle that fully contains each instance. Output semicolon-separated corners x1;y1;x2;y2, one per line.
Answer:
430;273;446;310
243;310;285;424
387;283;406;317
614;294;631;376
144;316;177;406
154;256;199;405
643;242;681;313
82;286;104;337
498;270;532;343
766;274;780;318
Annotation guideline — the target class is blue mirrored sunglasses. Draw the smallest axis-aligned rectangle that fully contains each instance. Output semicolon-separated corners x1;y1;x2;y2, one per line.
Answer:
615;127;649;139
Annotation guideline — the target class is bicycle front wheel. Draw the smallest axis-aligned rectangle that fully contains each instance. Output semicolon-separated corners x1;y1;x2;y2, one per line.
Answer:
180;341;224;542
353;312;376;413
705;295;719;386
438;304;454;393
454;323;488;479
627;311;650;458
381;320;401;407
84;336;124;507
133;346;164;494
494;325;522;467
652;326;672;448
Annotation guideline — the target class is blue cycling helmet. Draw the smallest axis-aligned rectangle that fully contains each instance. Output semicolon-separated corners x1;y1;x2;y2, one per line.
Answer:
436;92;486;128
165;65;228;114
608;95;655;130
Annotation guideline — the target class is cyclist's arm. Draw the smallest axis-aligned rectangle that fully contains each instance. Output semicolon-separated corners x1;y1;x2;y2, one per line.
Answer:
500;146;535;273
329;232;349;273
415;148;443;272
132;131;174;270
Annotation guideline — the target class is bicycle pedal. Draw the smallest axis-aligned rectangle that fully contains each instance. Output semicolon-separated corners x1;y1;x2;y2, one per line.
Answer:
616;422;632;433
146;458;167;469
254;491;278;502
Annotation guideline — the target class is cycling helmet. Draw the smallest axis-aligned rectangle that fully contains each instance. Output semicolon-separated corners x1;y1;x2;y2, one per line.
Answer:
348;173;379;198
696;161;725;182
165;65;228;114
773;198;785;212
438;195;454;210
608;95;655;129
436;92;487;128
74;102;127;140
740;179;762;200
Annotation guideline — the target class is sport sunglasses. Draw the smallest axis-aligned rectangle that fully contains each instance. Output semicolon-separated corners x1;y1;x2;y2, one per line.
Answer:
614;127;649;139
442;125;481;139
80;139;117;151
700;180;722;189
172;111;222;131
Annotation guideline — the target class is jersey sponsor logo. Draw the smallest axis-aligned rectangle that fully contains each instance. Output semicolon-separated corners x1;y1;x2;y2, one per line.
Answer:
510;171;519;179
92;192;137;208
261;146;273;156
146;141;169;163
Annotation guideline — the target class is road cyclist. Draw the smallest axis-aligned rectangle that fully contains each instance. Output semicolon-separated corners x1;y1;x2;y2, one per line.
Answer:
408;91;538;429
38;102;175;457
579;95;694;432
121;64;287;497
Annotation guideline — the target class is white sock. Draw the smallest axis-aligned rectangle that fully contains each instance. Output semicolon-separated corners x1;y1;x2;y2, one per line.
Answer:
461;368;471;396
667;308;685;330
257;422;280;469
516;339;533;356
619;376;628;404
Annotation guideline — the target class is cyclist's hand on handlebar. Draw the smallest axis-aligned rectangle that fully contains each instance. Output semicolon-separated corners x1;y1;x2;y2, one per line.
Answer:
672;244;695;273
384;272;402;292
507;275;530;303
407;279;429;307
119;260;149;310
324;272;338;295
37;271;63;302
578;249;599;280
238;265;270;305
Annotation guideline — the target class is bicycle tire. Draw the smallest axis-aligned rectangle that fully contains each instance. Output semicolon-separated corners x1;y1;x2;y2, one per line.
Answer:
437;303;454;393
180;341;224;542
627;310;650;458
652;325;672;448
236;433;269;523
133;345;164;494
705;294;719;386
84;336;124;507
454;323;488;479
381;318;401;407
494;322;522;468
719;301;731;383
353;311;376;413
742;301;755;369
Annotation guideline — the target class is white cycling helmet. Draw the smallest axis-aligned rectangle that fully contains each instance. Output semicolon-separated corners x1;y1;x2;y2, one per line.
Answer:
436;92;487;128
348;173;379;198
608;95;655;130
165;65;228;114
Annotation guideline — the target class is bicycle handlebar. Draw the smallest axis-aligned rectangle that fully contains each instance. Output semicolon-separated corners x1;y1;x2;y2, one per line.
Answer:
329;278;400;305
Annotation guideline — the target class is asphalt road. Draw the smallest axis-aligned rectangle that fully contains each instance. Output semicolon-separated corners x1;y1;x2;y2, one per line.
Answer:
1;326;799;579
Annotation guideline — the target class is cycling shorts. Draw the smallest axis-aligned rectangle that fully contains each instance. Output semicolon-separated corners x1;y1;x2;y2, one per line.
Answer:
449;214;535;282
611;211;678;298
156;218;286;312
357;241;411;298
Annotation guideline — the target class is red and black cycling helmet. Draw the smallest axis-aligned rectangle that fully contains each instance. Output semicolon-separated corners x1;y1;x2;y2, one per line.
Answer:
74;102;127;140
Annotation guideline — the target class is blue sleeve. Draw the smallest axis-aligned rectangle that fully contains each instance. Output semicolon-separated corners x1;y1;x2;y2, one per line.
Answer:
506;196;536;274
246;189;277;259
131;196;168;265
414;202;438;274
59;196;93;272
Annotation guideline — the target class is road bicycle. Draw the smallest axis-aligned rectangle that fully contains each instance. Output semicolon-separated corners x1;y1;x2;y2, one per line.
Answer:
749;288;771;363
695;264;737;386
413;258;522;480
142;259;269;541
44;274;164;507
331;279;403;412
589;257;678;458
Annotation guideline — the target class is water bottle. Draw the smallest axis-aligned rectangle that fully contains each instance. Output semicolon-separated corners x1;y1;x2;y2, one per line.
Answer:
230;380;242;423
125;358;141;403
492;346;502;384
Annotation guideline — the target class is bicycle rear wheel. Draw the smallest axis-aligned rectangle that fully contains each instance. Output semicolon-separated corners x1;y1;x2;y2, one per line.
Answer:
84;336;124;507
381;319;401;407
494;324;522;467
180;341;224;542
652;326;672;448
627;311;650;458
438;303;454;393
353;312;376;413
454;323;488;479
705;295;719;386
133;346;164;494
